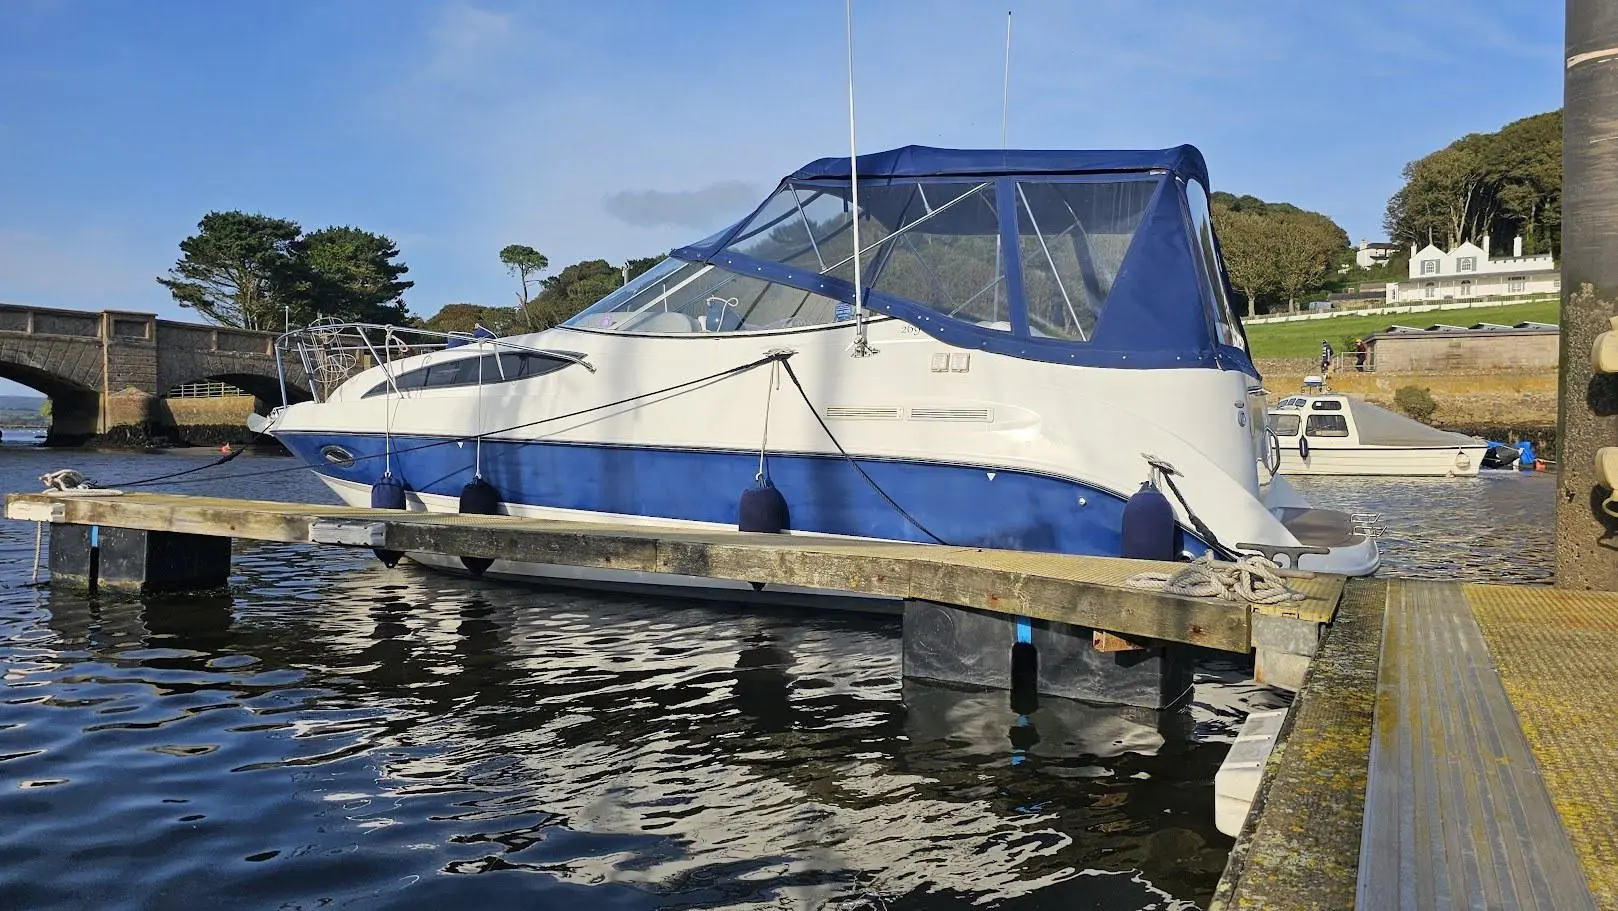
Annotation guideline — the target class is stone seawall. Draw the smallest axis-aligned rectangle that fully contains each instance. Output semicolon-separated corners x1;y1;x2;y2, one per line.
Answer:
81;394;263;449
1252;359;1557;431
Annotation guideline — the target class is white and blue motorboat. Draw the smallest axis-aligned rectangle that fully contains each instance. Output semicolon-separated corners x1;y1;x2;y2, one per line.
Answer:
260;145;1381;596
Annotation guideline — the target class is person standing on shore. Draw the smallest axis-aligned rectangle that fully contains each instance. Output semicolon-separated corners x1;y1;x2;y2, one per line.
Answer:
1320;339;1335;374
1353;337;1368;371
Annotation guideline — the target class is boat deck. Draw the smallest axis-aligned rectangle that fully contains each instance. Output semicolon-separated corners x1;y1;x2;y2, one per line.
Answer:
1214;578;1618;909
3;492;1345;654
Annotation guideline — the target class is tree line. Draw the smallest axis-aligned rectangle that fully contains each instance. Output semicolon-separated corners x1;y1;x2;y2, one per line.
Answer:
168;110;1560;335
158;212;412;331
1211;192;1349;316
1383;110;1560;257
157;211;656;335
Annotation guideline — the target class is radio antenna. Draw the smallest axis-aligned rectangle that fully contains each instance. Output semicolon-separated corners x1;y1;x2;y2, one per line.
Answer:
1001;10;1012;148
846;0;876;357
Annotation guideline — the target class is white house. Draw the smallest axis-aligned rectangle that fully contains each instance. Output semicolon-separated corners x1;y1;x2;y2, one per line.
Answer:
1355;240;1400;269
1386;236;1559;303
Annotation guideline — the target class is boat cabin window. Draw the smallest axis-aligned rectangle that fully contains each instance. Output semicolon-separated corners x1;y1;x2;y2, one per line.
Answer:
1310;400;1343;411
707;175;1164;339
1013;179;1157;340
1184;180;1246;351
362;351;579;397
1270;414;1300;437
562;258;844;334
1305;414;1350;437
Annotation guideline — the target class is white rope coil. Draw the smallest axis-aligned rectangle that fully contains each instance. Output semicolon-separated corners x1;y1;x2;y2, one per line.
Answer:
1125;554;1307;604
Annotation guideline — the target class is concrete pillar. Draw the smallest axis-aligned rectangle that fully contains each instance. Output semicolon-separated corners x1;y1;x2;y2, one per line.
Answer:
100;310;162;435
901;600;1190;710
49;524;231;593
1558;1;1618;590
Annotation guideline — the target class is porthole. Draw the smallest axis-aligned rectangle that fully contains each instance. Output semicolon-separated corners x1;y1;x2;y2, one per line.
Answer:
320;445;356;468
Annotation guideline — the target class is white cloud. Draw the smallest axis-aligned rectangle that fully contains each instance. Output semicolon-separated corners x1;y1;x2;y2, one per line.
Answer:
602;181;763;230
418;2;514;87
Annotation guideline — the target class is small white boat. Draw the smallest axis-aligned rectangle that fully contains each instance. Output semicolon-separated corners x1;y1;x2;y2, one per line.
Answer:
1266;392;1489;477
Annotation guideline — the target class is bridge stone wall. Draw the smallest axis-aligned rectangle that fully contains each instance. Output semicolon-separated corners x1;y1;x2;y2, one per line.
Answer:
0;303;309;445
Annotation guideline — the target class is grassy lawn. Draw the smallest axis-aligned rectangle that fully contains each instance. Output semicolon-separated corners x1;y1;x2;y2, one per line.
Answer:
1243;298;1560;360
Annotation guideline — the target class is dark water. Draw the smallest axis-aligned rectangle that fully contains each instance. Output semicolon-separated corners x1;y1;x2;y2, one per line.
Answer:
0;448;1552;910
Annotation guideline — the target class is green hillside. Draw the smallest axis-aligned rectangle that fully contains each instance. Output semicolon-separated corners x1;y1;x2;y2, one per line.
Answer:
1243;299;1560;360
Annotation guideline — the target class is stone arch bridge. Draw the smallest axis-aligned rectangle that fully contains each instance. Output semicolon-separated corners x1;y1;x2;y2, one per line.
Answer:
0;304;310;444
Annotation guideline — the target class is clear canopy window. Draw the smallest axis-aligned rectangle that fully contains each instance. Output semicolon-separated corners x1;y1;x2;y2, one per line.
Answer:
563;257;844;334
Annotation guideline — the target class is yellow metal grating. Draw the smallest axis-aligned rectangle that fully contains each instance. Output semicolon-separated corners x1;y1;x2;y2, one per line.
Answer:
1465;583;1618;909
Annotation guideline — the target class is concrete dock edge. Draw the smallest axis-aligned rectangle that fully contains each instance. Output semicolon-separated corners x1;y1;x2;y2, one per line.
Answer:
1209;579;1386;910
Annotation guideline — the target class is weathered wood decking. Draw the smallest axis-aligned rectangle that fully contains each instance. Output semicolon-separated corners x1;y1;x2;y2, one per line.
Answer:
1214;578;1618;910
3;491;1344;654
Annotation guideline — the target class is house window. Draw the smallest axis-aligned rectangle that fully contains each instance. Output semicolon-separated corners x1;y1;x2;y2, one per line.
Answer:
1509;276;1526;293
1389;286;1398;301
1420;259;1440;275
1424;282;1436;299
1457;256;1477;273
1460;280;1472;297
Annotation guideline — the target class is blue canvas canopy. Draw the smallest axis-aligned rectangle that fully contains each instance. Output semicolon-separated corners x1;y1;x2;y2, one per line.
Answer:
787;144;1210;189
589;144;1252;375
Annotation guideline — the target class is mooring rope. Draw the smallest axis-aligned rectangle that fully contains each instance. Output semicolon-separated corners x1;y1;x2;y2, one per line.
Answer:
1124;553;1306;604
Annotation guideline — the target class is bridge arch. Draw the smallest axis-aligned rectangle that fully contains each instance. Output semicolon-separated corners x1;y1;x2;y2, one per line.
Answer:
0;335;109;444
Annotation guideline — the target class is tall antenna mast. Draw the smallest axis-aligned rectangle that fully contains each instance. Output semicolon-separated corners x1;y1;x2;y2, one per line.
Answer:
1001;11;1012;148
846;0;876;357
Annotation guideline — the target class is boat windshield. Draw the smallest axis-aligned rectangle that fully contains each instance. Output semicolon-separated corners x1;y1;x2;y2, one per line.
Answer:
564;258;846;334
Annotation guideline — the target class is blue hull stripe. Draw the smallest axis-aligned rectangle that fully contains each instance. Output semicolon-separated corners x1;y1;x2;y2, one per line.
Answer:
279;432;1201;557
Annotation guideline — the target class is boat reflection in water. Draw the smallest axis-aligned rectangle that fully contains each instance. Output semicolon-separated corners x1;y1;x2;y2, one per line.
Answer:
8;545;1272;909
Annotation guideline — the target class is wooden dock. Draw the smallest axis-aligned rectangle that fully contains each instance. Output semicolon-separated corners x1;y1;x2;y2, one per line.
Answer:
2;491;1342;657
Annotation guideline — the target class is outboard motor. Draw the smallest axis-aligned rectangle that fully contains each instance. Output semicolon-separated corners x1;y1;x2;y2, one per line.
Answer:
370;474;408;568
458;478;501;576
1121;479;1176;561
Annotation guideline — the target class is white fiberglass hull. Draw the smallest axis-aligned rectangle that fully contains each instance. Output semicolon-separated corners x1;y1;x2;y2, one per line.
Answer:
1278;444;1489;477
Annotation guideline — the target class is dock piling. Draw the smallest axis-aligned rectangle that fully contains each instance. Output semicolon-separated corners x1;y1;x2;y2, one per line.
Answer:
47;522;230;593
1558;0;1618;590
902;600;1190;710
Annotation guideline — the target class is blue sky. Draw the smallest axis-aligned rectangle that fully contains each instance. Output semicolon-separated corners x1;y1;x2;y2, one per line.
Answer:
0;1;1562;335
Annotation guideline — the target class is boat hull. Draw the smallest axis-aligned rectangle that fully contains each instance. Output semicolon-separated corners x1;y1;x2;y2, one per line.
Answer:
1277;444;1490;477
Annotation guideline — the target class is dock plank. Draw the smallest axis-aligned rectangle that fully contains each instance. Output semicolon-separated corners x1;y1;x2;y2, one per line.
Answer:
2;492;1346;653
1355;580;1596;910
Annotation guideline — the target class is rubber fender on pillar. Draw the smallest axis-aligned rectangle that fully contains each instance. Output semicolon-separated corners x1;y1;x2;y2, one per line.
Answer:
370;475;408;568
738;480;790;534
458;478;501;577
1120;482;1175;561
